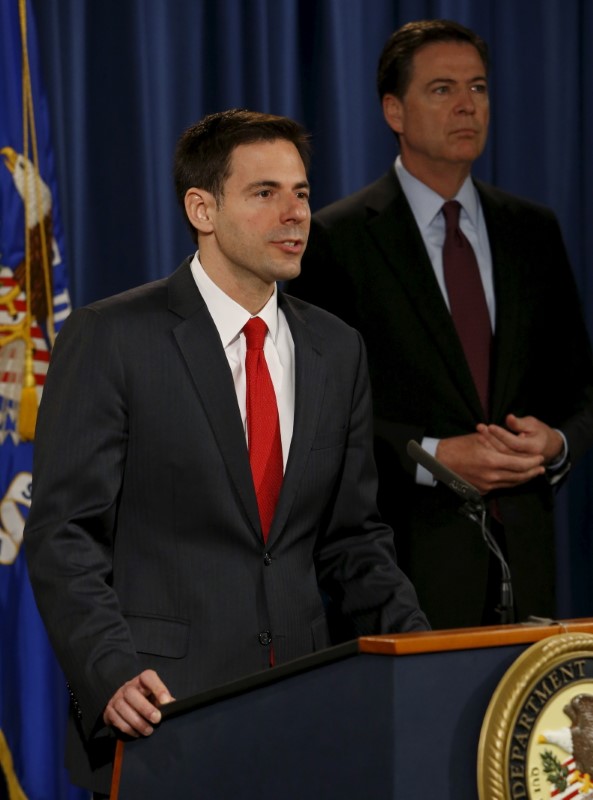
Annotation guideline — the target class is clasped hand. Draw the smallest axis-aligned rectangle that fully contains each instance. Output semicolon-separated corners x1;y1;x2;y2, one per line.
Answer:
435;413;563;494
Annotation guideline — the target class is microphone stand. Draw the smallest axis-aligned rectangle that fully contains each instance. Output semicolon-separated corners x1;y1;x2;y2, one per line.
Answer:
457;499;514;625
406;440;515;625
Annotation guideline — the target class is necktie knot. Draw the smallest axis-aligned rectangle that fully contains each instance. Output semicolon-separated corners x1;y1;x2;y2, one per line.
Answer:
243;317;267;350
442;200;462;233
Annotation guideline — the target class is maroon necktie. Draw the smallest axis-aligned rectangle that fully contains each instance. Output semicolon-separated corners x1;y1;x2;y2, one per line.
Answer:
243;317;283;541
442;200;492;417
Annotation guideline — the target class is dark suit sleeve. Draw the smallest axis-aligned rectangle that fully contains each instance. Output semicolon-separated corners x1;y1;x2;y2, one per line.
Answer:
543;217;593;465
312;328;429;635
483;194;593;470
24;308;140;738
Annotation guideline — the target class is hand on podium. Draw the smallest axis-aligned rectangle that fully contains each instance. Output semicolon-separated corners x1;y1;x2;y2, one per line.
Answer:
103;668;174;737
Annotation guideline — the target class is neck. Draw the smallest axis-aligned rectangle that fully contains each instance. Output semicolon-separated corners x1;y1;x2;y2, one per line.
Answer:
200;256;274;315
400;155;472;199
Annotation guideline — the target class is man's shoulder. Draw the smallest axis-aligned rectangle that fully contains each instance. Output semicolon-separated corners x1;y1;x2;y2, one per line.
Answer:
281;291;360;339
87;278;168;314
83;258;192;317
59;260;195;348
474;178;557;222
313;170;399;226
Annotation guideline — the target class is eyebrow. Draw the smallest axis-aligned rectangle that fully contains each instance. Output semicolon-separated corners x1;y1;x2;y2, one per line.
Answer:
245;180;310;191
427;75;488;86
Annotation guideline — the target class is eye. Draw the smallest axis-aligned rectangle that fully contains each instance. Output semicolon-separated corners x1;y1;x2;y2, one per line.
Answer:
257;189;272;198
433;85;450;95
471;83;488;94
296;191;310;201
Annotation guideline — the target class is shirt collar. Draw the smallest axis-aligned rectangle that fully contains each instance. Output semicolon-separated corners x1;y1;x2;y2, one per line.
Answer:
190;252;279;348
394;155;480;231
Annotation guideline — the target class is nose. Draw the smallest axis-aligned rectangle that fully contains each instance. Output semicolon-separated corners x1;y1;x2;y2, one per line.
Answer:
456;87;476;114
280;194;309;225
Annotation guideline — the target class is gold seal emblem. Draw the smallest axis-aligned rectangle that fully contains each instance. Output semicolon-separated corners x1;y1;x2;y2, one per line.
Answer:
478;632;593;799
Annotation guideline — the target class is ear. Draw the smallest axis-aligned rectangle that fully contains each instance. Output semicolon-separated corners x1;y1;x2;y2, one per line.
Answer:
184;188;216;235
382;94;404;136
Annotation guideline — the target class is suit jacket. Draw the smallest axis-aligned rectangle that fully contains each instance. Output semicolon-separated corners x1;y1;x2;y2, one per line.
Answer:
24;258;428;793
292;169;593;629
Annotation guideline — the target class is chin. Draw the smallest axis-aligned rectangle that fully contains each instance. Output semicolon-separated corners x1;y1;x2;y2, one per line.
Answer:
451;142;485;160
275;261;302;283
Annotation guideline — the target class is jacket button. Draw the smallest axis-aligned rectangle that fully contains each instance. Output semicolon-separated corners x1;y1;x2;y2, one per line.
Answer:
263;552;272;566
258;631;272;646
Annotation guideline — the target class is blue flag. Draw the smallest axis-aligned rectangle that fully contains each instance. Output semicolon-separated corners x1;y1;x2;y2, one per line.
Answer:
0;1;88;798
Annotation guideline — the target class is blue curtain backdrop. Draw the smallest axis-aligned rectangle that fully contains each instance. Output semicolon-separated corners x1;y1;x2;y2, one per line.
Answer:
30;0;593;618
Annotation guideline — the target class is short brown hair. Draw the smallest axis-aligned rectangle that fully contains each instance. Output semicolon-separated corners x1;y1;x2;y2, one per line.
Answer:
377;19;489;101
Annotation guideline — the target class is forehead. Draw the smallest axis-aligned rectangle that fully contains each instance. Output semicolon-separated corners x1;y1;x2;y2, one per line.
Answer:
410;41;487;84
226;139;307;184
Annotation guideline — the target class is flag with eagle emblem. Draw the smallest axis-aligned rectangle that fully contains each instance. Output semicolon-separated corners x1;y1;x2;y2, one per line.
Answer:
0;1;87;798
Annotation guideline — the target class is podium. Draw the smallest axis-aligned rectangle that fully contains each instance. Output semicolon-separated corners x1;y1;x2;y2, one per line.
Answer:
110;619;593;799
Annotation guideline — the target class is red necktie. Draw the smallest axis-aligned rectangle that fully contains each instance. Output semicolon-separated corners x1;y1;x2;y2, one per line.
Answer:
243;317;283;541
442;200;492;417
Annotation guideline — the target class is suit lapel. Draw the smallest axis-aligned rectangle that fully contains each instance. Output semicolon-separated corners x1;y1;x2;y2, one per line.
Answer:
365;172;484;420
264;293;327;545
168;261;261;537
477;183;522;422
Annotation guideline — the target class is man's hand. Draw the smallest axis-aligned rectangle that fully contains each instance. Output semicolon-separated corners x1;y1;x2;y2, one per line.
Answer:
436;430;545;494
103;669;174;738
476;414;564;465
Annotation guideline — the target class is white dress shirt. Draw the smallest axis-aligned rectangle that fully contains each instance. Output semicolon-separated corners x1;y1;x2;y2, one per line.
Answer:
190;252;295;469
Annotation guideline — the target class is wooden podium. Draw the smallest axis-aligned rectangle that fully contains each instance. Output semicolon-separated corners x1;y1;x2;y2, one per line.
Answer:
110;619;593;799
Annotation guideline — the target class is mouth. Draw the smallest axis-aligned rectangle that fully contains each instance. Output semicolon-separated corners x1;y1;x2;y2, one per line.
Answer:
270;239;304;254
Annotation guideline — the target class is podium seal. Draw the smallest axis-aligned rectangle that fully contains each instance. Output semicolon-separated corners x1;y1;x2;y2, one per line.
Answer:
478;632;593;799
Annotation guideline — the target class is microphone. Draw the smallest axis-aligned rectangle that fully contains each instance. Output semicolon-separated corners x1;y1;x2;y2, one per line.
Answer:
406;439;483;510
406;439;515;624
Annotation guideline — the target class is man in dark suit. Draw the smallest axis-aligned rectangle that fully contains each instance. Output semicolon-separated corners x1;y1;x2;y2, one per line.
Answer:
23;109;428;795
291;20;593;630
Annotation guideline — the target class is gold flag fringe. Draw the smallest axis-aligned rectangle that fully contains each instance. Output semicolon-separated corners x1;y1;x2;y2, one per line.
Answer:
15;0;55;441
0;729;28;799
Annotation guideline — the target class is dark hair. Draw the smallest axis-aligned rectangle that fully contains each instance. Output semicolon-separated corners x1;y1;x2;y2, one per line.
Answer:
377;19;489;101
174;109;311;242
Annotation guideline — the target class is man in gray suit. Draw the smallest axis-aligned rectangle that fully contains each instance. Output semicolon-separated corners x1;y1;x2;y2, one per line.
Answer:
291;20;593;630
24;109;428;794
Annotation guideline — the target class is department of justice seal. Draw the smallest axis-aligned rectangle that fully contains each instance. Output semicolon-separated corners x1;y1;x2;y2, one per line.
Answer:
478;632;593;800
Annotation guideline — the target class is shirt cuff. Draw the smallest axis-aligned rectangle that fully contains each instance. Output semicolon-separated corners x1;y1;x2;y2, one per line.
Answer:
546;429;568;470
415;437;439;486
546;429;570;486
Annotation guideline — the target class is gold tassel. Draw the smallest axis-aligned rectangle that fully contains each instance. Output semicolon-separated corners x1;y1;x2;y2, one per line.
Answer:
0;729;28;800
18;348;37;441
